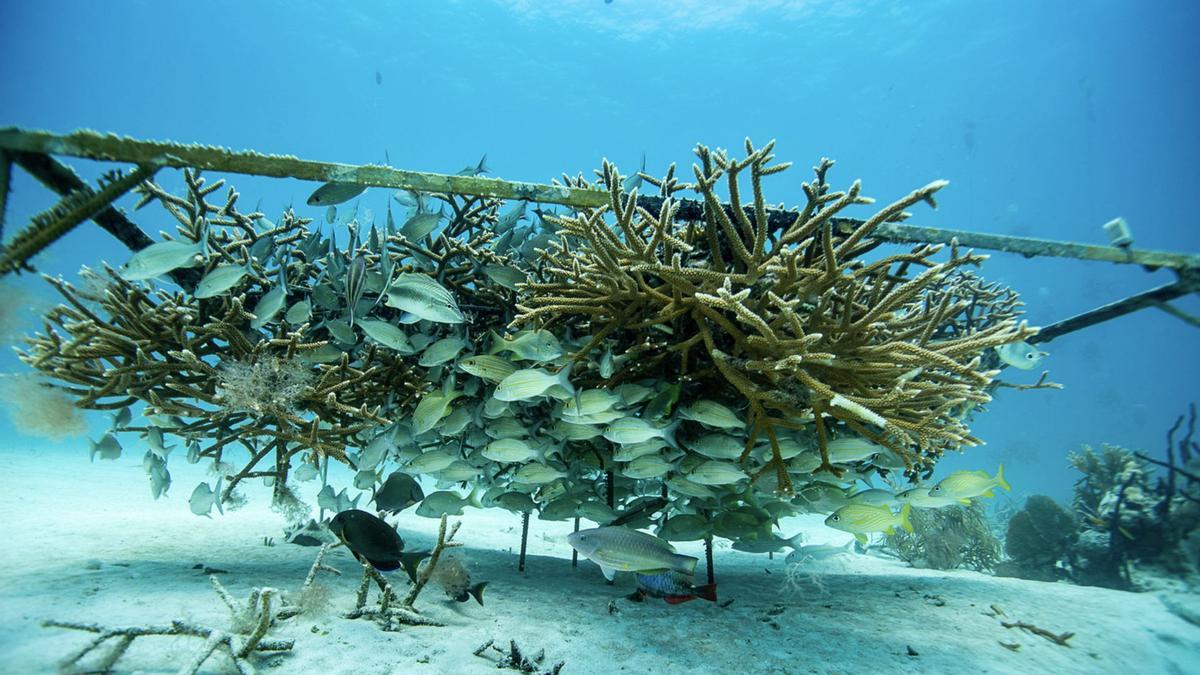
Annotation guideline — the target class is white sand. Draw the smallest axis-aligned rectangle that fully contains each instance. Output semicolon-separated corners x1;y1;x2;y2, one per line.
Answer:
1;449;1197;675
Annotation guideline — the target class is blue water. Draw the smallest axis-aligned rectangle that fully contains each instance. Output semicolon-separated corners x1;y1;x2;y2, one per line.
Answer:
1;0;1197;503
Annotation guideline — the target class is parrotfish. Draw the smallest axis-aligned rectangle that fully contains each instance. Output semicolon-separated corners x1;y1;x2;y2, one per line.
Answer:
567;526;698;581
630;569;717;605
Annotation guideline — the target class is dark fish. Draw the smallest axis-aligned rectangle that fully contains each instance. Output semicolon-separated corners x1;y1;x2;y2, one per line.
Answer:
375;70;383;85
307;181;367;207
608;496;668;528
631;570;717;605
328;509;429;582
374;471;425;513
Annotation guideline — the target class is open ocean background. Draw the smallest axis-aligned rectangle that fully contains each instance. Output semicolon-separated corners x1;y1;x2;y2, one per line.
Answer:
1;0;1197;504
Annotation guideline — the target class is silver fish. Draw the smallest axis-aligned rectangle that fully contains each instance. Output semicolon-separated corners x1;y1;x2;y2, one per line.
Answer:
188;479;223;517
121;240;205;281
345;255;368;327
307;181;366;206
194;264;249;299
89;433;122;461
400;212;441;241
385;274;464;324
359;319;413;353
419;337;468;367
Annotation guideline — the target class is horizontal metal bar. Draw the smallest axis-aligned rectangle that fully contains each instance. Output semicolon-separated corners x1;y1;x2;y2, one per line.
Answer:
0;126;608;208
1033;275;1200;344
2;126;1197;272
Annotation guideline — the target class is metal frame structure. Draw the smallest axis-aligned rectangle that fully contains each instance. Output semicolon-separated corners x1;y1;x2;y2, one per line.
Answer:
1;126;1197;342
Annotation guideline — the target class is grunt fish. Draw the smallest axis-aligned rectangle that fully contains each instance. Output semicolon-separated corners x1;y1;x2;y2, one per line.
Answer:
930;465;1011;500
631;569;717;605
824;502;913;545
121;240;205;281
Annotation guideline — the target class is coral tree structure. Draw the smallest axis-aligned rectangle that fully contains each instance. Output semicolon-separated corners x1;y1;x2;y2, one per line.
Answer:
16;139;1031;527
522;140;1033;490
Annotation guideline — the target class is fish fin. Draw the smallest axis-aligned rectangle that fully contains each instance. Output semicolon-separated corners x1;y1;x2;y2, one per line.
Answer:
663;419;682;451
398;551;431;584
555;361;575;396
664;595;696;605
466;484;483;510
957;498;971;505
694;584;718;602
996;464;1011;492
214;477;224;515
854;533;868;546
899;503;914;534
627;590;646;603
981;490;995;498
468;581;488;606
486;329;505;355
599;564;617;581
673;554;698;576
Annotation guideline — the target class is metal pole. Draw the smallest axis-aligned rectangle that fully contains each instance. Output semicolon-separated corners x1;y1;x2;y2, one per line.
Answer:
518;511;530;572
571;517;580;569
1032;275;1200;344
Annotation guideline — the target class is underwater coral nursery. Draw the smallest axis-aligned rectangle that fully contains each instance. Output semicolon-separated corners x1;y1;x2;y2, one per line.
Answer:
17;139;1033;551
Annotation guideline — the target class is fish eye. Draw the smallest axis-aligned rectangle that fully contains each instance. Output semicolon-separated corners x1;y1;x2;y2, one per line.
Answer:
1026;352;1036;360
830;515;840;522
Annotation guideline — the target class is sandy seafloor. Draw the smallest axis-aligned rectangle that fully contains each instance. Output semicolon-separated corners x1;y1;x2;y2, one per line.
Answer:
1;448;1198;675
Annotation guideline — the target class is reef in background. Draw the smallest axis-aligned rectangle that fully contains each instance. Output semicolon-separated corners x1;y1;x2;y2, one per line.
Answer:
996;405;1200;590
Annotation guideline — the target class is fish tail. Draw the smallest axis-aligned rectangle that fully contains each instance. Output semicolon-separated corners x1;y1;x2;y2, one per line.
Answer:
899;503;914;534
694;584;718;602
673;554;698;576
468;581;488;606
995;464;1011;492
398;550;431;584
555;360;576;395
663;419;682;450
486;329;505;355
466;484;484;510
214;477;225;515
664;595;696;605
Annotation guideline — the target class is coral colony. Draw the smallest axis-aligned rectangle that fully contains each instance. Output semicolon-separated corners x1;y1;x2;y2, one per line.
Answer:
9;134;1198;670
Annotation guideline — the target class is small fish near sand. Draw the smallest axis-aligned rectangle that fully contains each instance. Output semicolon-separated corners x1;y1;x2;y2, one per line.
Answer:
630;569;717;605
422;555;488;606
567;526;698;581
328;509;430;582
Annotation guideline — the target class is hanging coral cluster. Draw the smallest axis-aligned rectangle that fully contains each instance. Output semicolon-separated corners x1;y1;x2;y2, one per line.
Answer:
520;140;1034;491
